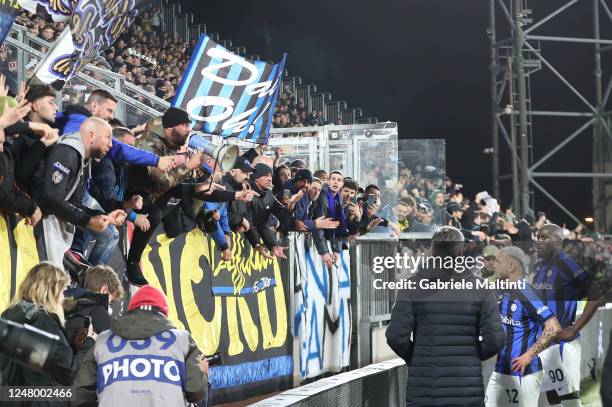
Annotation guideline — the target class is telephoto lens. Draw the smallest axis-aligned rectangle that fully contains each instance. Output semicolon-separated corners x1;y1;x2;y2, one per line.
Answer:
0;318;60;372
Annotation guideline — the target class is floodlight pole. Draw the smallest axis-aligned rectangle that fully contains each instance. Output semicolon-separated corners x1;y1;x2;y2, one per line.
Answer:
513;0;531;216
491;0;612;232
489;0;501;199
593;0;607;232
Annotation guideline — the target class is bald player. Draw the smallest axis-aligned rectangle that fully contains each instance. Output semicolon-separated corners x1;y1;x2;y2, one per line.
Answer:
34;117;126;266
532;224;603;407
486;246;561;407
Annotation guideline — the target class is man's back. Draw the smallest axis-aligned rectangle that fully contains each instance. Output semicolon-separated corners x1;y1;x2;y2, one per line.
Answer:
387;267;505;407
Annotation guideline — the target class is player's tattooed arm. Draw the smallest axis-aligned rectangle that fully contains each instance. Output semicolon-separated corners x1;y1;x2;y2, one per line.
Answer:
529;317;561;356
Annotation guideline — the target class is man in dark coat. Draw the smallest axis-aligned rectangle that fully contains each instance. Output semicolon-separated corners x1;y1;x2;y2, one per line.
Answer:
386;226;506;407
246;163;287;259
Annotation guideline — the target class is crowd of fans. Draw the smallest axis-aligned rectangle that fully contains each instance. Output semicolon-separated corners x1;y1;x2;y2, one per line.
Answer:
0;9;609;405
0;75;609;404
0;79;414;404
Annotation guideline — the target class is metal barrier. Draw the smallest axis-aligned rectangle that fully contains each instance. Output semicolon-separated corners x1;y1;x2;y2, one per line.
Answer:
254;305;612;407
4;25;170;125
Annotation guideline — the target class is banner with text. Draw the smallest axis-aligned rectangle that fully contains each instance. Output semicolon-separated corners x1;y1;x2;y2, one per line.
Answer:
173;34;286;145
0;215;292;404
28;0;150;90
292;233;352;379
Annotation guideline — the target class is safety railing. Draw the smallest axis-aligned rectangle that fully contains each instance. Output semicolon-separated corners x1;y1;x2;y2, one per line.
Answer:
5;25;169;125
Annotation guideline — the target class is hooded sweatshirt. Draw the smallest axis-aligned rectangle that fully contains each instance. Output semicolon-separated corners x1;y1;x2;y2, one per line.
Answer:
73;309;208;407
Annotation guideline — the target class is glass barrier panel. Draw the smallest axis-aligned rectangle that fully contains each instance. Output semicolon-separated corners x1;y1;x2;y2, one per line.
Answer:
398;139;446;228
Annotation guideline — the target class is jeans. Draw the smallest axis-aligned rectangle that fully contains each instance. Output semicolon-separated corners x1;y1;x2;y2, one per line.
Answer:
72;191;120;266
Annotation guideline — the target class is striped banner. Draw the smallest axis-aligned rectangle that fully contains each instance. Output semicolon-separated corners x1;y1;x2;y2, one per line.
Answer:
173;35;287;145
27;0;151;90
17;0;73;22
0;0;20;46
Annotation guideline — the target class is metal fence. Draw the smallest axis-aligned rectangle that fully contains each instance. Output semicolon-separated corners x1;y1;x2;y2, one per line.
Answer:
4;25;170;125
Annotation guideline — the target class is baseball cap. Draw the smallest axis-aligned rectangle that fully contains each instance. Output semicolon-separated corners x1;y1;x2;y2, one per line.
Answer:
482;245;500;259
233;157;255;172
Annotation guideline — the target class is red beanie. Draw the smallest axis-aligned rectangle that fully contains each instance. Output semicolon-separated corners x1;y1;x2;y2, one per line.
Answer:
128;285;169;316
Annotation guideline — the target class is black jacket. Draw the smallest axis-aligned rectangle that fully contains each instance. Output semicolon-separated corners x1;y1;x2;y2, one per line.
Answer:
7;123;48;194
0;300;94;407
0;147;37;217
246;178;279;250
221;173;249;231
386;267;506;407
32;135;101;228
63;289;111;349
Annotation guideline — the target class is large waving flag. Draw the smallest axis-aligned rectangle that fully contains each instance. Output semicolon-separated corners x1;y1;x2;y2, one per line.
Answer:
18;0;73;22
173;35;287;145
0;0;20;46
25;0;151;90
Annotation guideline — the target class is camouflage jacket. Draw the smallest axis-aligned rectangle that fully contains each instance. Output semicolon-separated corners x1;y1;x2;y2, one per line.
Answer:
127;127;192;201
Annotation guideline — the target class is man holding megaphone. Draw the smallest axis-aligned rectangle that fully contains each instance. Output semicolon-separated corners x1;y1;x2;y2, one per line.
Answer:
125;107;257;286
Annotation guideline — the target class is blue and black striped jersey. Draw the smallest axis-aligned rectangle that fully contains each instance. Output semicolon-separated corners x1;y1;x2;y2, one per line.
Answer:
533;250;589;335
495;281;554;376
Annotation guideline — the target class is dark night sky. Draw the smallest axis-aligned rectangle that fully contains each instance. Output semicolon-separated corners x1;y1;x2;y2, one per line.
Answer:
182;0;610;227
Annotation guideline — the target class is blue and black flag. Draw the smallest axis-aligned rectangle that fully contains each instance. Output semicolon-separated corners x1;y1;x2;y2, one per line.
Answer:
173;35;287;145
24;0;152;90
0;0;20;46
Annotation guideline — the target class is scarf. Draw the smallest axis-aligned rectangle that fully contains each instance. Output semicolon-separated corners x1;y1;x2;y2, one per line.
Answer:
325;189;347;239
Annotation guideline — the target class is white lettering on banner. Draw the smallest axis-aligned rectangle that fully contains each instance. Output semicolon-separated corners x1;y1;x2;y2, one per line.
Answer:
187;96;235;123
221;106;258;133
201;47;259;86
182;41;285;137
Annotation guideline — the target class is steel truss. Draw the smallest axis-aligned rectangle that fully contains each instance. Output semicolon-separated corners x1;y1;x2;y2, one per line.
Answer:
489;0;612;232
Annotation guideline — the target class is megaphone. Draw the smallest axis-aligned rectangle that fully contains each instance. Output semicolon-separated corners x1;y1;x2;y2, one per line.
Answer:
187;133;239;172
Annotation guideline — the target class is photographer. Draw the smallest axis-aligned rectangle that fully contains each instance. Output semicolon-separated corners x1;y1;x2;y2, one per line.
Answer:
73;285;209;406
64;265;124;351
0;262;96;401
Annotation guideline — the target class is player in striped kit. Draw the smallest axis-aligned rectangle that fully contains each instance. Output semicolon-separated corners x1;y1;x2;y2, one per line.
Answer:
485;246;561;407
533;224;603;407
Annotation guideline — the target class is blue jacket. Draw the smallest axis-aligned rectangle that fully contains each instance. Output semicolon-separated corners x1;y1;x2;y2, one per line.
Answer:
55;105;159;168
90;157;137;222
203;201;230;251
